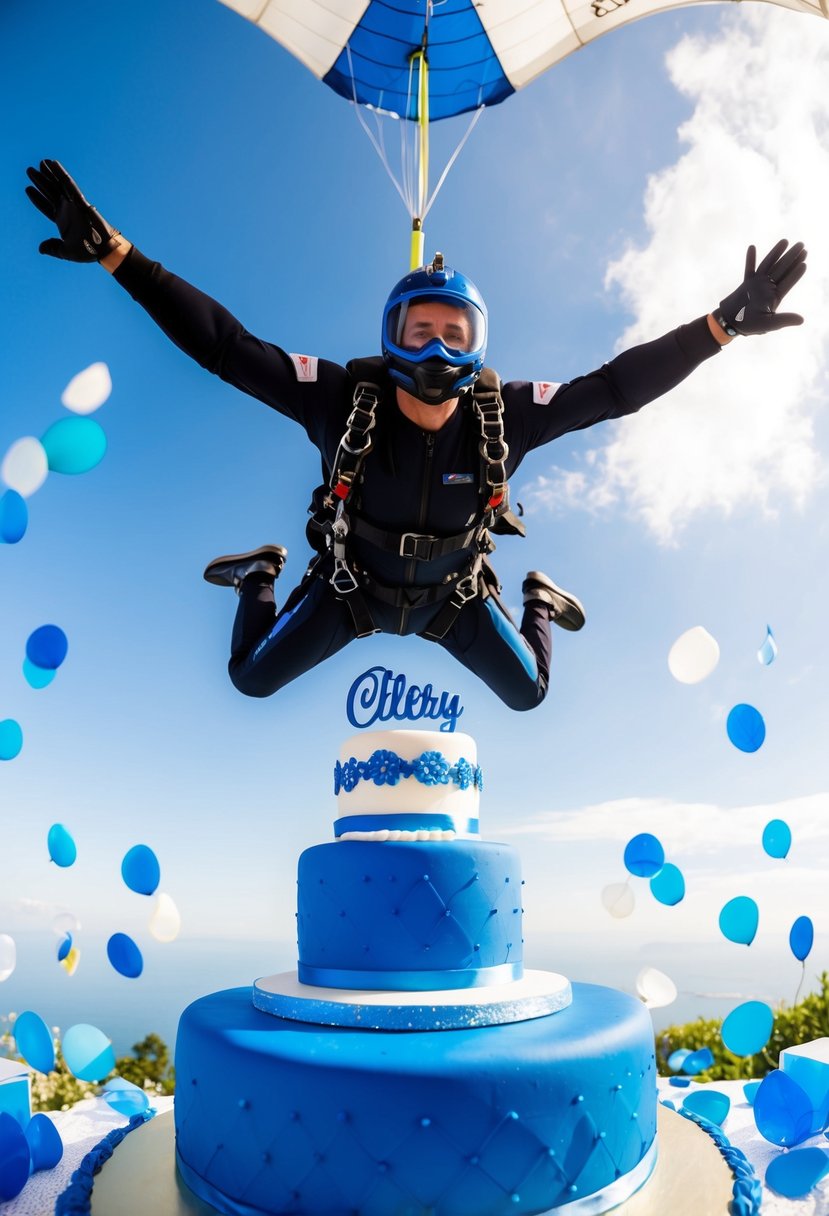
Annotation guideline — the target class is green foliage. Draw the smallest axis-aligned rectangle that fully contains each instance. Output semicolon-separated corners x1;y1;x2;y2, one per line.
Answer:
656;972;829;1081
113;1032;175;1096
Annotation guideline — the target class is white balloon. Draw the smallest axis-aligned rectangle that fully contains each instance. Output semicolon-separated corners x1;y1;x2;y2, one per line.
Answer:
636;966;678;1009
61;362;112;414
0;933;17;982
601;882;635;919
52;912;81;937
1;436;49;497
668;626;720;684
149;892;181;943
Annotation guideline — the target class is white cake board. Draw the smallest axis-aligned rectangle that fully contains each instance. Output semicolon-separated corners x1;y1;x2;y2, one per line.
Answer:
252;969;572;1029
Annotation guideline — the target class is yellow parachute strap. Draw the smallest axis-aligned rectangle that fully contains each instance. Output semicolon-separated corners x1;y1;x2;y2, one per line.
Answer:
409;47;429;269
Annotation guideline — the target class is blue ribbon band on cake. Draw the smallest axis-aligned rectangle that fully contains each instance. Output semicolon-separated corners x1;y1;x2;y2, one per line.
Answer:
297;960;523;991
333;813;480;837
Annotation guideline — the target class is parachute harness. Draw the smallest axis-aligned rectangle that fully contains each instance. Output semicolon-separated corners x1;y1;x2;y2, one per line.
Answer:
305;362;523;640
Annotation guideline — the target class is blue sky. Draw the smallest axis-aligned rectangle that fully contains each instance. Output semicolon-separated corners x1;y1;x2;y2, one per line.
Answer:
2;0;828;1029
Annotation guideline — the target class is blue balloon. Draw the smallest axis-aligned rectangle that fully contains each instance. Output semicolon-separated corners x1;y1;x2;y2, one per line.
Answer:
682;1047;715;1076
721;1001;774;1056
107;933;143;979
25;1113;63;1171
682;1089;731;1126
669;1077;691;1087
13;1010;55;1074
62;1023;115;1082
754;1070;813;1146
623;833;665;878
0;490;28;544
0;1112;31;1201
790;916;814;963
667;1049;691;1072
47;823;77;868
102;1077;151;1117
762;819;791;860
718;896;759;946
121;845;160;896
649;862;685;906
726;703;766;753
23;657;56;689
25;624;68;671
0;719;23;762
743;1081;762;1105
57;933;72;963
40;416;107;475
766;1147;829;1199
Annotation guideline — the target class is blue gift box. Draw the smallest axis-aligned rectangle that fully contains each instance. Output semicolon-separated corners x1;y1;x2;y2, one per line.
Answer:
0;1057;31;1128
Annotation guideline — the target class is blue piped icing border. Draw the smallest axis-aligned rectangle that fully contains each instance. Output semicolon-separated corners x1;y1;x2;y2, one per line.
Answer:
670;1103;762;1216
335;748;483;795
54;1110;154;1215
334;812;480;837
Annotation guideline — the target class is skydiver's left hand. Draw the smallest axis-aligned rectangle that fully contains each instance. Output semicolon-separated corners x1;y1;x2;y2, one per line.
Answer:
714;239;807;337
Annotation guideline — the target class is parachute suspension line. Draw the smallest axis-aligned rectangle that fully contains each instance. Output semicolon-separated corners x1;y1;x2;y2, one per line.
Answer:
423;105;485;221
409;44;430;269
345;44;410;213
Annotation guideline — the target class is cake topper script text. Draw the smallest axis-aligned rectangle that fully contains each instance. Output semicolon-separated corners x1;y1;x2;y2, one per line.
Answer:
346;666;464;733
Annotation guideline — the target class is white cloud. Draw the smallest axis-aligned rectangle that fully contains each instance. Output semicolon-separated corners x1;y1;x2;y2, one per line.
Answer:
522;8;829;544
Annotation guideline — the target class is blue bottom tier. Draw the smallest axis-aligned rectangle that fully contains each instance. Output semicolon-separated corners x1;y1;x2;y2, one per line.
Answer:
174;983;657;1216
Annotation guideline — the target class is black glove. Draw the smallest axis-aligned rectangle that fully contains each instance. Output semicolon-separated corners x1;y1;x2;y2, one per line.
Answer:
714;239;807;337
25;159;121;263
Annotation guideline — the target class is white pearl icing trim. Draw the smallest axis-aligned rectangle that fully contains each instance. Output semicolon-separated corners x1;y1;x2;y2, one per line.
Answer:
338;828;457;841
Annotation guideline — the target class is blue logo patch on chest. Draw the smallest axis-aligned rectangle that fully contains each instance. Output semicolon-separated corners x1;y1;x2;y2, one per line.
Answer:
442;473;475;485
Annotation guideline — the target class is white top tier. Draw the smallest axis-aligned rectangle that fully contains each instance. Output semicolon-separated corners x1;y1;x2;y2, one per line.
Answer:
334;730;481;836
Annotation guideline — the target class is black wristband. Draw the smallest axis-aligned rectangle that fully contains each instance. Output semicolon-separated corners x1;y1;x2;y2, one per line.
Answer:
712;308;738;339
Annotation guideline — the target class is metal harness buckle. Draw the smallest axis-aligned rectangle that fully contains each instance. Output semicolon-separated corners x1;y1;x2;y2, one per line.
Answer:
399;532;436;561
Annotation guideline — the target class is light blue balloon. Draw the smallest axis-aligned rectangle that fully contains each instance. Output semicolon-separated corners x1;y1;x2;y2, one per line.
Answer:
102;1077;151;1117
47;823;77;868
121;845;161;896
23;657;56;689
26;624;68;671
649;862;685;906
762;819;791;860
682;1047;715;1076
766;1147;829;1198
667;1048;691;1072
57;933;72;963
0;491;28;544
726;703;766;753
789;916;814;963
40;417;107;475
25;1113;63;1171
758;625;778;667
0;1112;31;1201
62;1023;115;1082
754;1070;813;1147
623;833;665;878
13;1010;55;1074
107;933;143;979
743;1081;762;1105
682;1089;731;1126
0;719;23;761
721;1001;774;1056
718;896;759;946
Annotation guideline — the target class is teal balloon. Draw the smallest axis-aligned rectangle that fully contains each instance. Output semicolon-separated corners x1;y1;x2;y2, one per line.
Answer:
743;1081;761;1105
0;491;28;544
726;703;766;753
57;933;72;963
682;1089;731;1126
667;1049;691;1072
26;624;68;670
718;896;759;946
766;1147;829;1198
13;1010;55;1073
62;1023;115;1082
25;1113;63;1171
649;862;685;906
121;845;160;896
102;1077;150;1117
0;1113;31;1201
754;1070;813;1146
762;819;791;860
682;1047;715;1076
0;719;23;761
789;916;814;963
47;823;77;868
623;833;665;878
23;657;56;689
107;933;143;979
40;416;106;475
721;1001;774;1056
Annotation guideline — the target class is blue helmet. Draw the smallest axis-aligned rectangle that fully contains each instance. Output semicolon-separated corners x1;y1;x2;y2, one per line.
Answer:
381;253;488;405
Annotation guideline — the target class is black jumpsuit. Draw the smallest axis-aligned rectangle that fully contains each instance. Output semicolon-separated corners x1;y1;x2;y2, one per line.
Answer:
114;249;722;710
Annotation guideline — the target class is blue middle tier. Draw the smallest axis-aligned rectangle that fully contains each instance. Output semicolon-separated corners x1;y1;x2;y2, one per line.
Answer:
297;840;523;990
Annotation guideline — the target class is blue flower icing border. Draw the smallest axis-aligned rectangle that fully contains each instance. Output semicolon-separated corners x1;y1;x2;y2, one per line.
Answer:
334;748;483;796
55;1110;154;1216
667;1102;762;1216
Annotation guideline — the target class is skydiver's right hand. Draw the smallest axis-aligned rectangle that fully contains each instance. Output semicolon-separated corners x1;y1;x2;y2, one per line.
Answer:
25;160;122;263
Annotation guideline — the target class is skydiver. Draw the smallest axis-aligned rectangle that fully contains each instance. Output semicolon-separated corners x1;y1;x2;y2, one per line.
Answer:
25;159;808;712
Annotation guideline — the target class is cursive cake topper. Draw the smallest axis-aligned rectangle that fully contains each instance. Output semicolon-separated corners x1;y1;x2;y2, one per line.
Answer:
346;665;464;733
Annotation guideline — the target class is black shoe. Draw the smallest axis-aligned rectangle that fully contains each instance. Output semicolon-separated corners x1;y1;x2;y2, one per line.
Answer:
203;544;288;590
522;570;585;631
